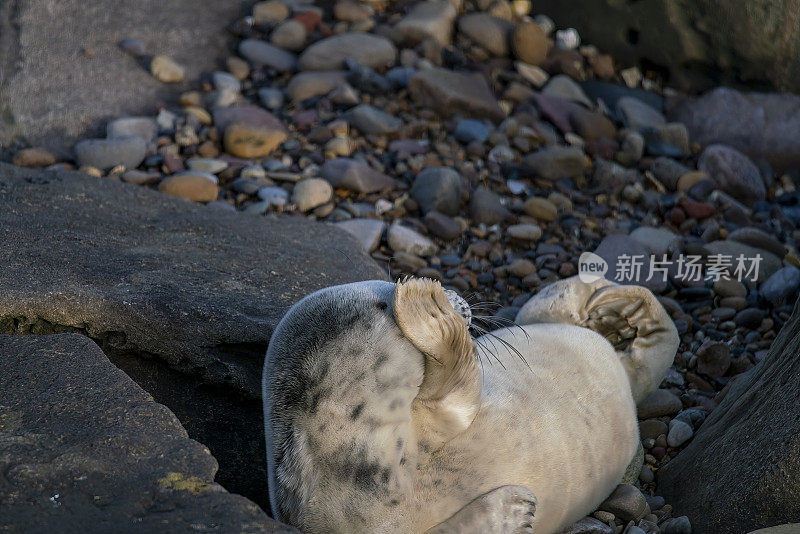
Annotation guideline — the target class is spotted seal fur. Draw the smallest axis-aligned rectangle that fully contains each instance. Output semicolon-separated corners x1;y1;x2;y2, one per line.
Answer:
262;276;679;533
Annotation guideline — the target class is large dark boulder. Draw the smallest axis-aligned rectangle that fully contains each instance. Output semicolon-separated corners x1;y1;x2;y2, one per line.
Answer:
658;299;800;533
666;87;800;172
0;0;250;155
0;333;296;532
0;163;386;507
535;0;800;92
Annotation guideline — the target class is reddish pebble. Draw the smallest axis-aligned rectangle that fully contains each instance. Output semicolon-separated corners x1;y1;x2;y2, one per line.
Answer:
403;197;419;212
666;207;686;226
680;198;715;220
469;240;491;257
293;11;322;33
292;109;319;130
163;152;185;173
652;446;666;460
559;262;576;276
585;137;618;160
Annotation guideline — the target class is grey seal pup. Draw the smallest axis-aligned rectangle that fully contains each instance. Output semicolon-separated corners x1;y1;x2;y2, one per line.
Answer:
263;276;679;533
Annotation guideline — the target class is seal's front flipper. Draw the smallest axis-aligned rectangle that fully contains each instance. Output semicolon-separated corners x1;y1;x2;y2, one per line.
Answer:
424;485;537;534
394;278;481;447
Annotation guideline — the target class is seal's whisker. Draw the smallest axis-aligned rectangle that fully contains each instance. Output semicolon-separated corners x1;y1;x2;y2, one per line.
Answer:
485;331;531;369
468;304;500;312
463;293;490;304
471;326;505;368
475;336;506;369
472;315;533;342
466;300;499;310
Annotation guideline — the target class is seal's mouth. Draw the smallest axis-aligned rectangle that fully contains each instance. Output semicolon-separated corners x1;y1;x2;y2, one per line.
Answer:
443;289;472;326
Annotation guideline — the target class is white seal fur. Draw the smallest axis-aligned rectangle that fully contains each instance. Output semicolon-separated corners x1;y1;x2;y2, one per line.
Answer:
263;276;679;533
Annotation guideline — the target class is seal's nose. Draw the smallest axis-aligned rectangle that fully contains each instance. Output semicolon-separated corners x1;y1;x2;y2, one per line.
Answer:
443;289;472;326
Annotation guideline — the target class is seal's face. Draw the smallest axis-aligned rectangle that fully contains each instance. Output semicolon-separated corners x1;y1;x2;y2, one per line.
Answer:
444;289;472;326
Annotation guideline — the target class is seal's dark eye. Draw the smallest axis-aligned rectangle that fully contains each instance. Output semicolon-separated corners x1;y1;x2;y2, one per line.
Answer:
375;301;388;310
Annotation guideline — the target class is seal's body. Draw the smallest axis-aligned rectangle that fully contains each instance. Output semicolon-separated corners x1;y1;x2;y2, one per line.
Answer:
263;277;678;533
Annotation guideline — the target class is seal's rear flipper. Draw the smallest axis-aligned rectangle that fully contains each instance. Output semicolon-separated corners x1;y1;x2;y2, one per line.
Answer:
516;276;679;403
584;285;679;403
424;485;537;534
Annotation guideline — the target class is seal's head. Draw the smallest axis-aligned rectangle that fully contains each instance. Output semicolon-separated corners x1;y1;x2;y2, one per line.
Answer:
262;278;478;529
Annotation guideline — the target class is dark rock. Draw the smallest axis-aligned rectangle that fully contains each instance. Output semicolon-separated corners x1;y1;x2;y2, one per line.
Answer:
408;67;505;121
643;134;687;159
238;39;297;71
569;107;616;141
470;186;510;224
617;96;666;130
760;266;800;306
639;419;668;439
644;494;666;511
598;484;648;522
424;211;462;240
345;104;402;135
658;299;800;533
667;87;800;172
0;333;294;532
594;234;667;292
593;159;639;191
457;13;513;56
107;116;158;141
346;61;392;93
585;137;619;159
660;516;692;534
776;191;800;225
333;219;386;252
530;92;579;134
298;32;397;71
285;71;347;102
454;119;490;144
542;75;592;107
389;139;426;155
629;226;681;255
697;144;766;203
580;81;663;111
541;47;584;79
213;105;287;135
0;163;385;508
386;66;415;88
636;389;682;418
651;157;691;191
696;341;731;379
734;308;765;329
320;158;397;193
0;0;253;154
523;146;586;180
727;227;786;258
680;198;715;220
393;0;457;47
411;167;463;216
74;137;147;170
